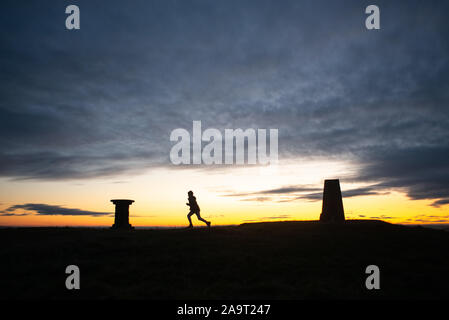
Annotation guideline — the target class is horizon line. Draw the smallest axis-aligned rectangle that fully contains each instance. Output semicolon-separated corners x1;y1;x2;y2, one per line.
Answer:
1;220;449;229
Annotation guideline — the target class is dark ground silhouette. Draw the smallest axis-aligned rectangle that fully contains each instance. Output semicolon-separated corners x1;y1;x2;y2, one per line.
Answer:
1;220;449;299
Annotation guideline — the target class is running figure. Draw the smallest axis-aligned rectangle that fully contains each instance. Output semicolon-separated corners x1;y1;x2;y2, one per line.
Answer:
186;191;211;228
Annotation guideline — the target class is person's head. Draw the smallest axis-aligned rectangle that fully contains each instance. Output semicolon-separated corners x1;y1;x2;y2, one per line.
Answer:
188;190;193;197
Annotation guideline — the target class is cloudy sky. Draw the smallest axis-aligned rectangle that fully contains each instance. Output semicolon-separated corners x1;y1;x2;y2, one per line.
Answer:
1;0;448;226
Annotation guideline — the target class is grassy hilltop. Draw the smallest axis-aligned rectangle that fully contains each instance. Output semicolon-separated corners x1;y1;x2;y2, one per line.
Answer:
1;220;448;299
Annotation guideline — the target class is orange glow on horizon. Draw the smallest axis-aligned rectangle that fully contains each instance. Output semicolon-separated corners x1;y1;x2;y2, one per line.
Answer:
1;160;449;227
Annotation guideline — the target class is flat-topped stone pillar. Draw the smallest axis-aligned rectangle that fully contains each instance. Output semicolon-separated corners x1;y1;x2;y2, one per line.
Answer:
111;199;134;230
319;179;345;222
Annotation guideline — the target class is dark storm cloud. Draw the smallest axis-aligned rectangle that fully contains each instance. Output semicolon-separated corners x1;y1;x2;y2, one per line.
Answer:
225;185;321;197
0;150;159;180
401;214;449;224
1;1;449;206
0;213;30;217
432;199;449;207
226;184;388;202
243;214;292;222
240;197;273;202
299;185;389;202
2;203;112;217
261;215;291;220
357;146;449;206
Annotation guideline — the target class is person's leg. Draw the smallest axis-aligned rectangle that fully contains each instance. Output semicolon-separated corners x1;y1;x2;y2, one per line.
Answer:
196;211;210;227
187;212;194;227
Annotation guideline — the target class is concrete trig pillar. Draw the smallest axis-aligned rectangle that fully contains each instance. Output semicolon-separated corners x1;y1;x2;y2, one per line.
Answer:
319;179;345;222
111;199;134;230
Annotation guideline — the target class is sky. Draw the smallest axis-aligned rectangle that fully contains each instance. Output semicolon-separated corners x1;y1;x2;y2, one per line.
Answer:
1;0;449;226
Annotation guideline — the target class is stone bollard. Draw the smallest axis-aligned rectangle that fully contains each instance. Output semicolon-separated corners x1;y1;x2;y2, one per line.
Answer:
319;179;345;222
111;199;134;230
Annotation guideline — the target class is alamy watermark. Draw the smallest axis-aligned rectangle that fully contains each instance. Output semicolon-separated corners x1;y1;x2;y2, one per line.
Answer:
65;5;80;30
170;121;278;165
65;265;80;290
64;5;379;31
365;265;380;290
365;5;380;30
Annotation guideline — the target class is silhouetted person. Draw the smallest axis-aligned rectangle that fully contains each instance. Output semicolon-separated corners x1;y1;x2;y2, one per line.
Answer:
186;191;211;228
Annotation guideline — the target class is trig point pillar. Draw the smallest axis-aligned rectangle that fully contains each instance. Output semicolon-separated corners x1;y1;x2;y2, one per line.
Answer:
111;199;134;230
319;179;345;222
